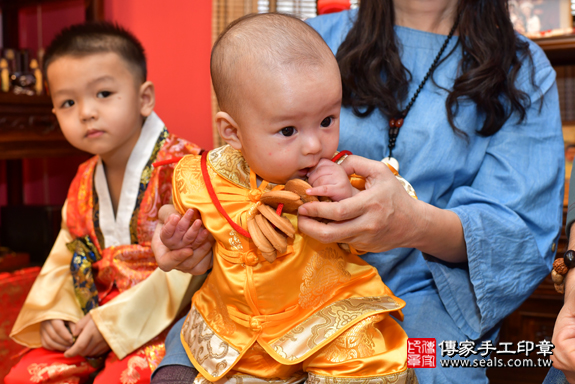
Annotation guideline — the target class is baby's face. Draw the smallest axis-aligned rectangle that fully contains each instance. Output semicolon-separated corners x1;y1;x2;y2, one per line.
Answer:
234;63;342;184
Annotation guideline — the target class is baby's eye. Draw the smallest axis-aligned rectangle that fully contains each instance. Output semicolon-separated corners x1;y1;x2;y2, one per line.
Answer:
320;117;332;127
61;100;75;108
280;127;296;137
97;91;112;98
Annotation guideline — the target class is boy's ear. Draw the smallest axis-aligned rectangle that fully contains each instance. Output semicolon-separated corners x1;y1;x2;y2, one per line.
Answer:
139;81;155;117
216;111;242;150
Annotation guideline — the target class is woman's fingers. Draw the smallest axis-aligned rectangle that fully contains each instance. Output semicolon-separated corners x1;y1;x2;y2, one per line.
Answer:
187;248;214;275
176;239;214;275
340;155;393;181
158;204;178;223
298;194;365;221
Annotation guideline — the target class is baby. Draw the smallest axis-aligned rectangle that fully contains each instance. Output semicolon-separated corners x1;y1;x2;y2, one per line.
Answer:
160;13;416;384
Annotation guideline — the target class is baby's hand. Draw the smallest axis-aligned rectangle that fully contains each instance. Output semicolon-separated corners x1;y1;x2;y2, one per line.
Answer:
152;204;215;274
64;313;110;358
40;319;75;352
159;206;204;250
306;158;357;202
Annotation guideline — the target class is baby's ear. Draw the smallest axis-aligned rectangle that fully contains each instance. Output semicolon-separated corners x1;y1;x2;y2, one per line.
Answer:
216;111;242;150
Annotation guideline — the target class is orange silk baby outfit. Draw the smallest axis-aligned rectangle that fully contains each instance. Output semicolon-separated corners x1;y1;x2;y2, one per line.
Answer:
173;145;417;384
8;115;203;384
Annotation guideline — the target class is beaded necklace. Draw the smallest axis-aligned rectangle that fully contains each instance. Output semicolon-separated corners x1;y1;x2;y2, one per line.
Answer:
383;16;460;172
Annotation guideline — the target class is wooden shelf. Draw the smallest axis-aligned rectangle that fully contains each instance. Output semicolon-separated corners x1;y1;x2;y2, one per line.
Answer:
0;0;74;8
0;93;85;159
535;34;575;66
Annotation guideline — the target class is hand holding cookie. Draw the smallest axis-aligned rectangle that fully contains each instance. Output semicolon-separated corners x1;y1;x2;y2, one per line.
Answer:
248;179;352;261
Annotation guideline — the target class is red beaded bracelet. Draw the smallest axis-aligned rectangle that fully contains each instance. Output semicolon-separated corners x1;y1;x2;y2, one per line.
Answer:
552;250;575;293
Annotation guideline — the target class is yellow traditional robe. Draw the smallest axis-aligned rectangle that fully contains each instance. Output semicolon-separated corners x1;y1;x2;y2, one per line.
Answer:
173;145;415;382
10;113;205;366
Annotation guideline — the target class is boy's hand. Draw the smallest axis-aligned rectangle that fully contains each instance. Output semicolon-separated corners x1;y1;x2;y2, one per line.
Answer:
306;158;358;202
152;204;215;274
64;313;110;358
40;319;75;351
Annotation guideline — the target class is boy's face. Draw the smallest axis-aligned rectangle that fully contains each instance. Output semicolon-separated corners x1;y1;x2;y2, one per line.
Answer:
48;52;152;162
223;62;342;184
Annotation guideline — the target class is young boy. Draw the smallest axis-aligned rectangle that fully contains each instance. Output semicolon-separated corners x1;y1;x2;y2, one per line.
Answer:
156;13;417;384
7;22;206;384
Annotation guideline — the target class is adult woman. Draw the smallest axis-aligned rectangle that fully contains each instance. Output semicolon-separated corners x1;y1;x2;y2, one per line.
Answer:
153;0;563;382
301;0;563;381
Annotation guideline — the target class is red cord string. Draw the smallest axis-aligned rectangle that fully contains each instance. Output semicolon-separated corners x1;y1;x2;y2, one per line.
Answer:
199;150;353;239
152;157;183;168
331;150;352;164
201;151;251;238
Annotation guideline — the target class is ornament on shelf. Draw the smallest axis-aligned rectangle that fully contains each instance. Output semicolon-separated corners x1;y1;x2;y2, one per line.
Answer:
0;59;10;92
30;59;43;95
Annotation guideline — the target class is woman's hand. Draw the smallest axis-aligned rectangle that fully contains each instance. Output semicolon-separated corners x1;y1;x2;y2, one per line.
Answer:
297;155;466;262
152;204;214;275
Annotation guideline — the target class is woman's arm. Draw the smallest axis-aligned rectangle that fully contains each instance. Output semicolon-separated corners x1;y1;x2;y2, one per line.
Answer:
298;155;467;263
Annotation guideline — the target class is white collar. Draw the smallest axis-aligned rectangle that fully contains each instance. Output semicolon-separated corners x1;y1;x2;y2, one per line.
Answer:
94;112;165;247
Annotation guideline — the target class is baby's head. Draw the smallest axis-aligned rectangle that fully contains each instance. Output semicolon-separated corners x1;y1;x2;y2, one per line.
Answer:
45;22;154;159
212;13;342;184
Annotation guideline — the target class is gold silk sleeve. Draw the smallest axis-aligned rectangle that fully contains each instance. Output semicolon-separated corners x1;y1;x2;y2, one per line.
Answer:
10;201;83;347
90;270;204;359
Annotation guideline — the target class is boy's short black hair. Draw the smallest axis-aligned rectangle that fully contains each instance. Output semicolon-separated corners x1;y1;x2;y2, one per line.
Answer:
44;21;146;83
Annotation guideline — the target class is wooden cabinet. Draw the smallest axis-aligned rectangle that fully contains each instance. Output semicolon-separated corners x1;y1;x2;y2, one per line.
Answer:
0;0;103;205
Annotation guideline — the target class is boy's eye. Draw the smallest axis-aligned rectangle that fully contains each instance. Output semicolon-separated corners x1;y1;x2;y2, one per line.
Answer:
97;91;112;98
280;127;296;137
61;100;75;108
320;117;332;127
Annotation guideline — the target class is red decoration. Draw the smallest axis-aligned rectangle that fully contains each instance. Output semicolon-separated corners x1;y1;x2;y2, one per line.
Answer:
201;151;252;238
317;0;351;15
0;267;41;381
200;149;353;239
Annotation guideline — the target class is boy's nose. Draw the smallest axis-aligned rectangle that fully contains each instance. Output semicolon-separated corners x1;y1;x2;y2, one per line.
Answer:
79;101;98;122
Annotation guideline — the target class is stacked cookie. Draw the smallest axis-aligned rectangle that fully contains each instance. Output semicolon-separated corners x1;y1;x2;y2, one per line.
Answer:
247;179;323;262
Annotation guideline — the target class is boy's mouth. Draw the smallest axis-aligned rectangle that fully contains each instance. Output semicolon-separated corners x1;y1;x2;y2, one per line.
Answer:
85;129;104;138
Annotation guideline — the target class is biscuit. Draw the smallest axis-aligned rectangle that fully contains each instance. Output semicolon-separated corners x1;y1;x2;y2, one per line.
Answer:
257;204;295;238
285;179;319;203
338;243;351;253
247;218;274;254
261;250;277;263
260;190;302;214
255;214;288;254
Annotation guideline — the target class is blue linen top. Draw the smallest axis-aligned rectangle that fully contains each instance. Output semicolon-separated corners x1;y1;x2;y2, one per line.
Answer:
307;10;564;341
